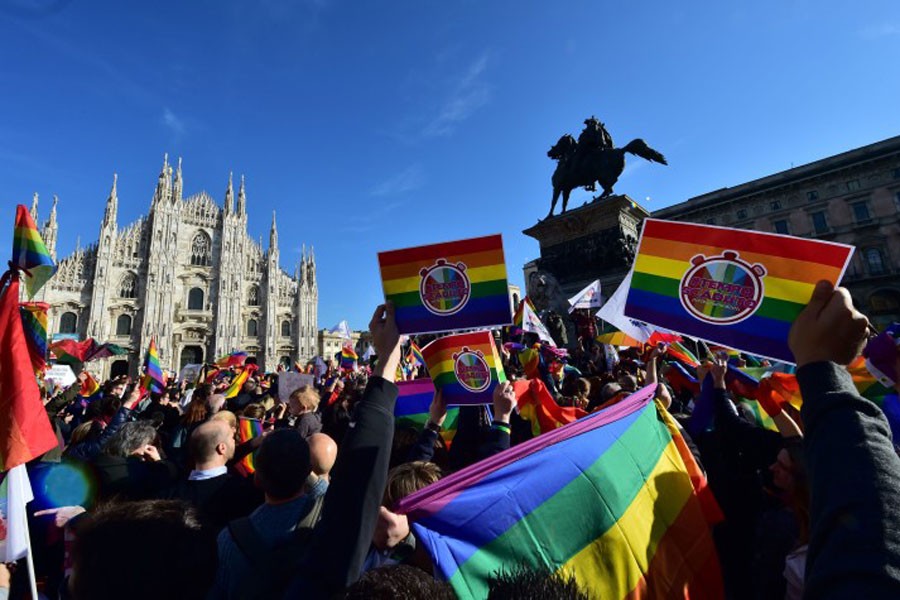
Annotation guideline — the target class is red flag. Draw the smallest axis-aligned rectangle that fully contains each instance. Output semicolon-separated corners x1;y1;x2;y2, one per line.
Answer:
0;275;58;471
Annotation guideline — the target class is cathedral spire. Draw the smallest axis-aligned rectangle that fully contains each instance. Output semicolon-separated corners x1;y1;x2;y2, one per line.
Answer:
44;195;59;260
270;210;278;251
173;157;183;202
104;173;118;228
49;195;58;226
224;171;234;213
237;174;247;216
153;153;170;206
30;193;39;223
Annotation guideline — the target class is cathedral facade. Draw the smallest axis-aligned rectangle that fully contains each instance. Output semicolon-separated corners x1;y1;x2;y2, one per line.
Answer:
32;155;318;379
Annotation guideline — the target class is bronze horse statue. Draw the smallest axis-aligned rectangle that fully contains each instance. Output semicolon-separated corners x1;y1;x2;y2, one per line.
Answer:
546;135;667;218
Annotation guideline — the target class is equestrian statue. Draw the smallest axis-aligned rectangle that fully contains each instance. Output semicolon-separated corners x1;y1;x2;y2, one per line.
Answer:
546;116;667;218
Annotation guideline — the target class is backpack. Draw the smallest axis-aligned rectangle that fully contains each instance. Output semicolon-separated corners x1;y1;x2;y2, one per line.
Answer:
226;494;325;600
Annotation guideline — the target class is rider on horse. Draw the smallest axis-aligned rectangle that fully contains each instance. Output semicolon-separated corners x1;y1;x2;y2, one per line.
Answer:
576;117;613;190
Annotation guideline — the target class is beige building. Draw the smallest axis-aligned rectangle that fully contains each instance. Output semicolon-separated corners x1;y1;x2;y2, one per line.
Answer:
32;155;318;378
318;329;362;361
654;135;900;328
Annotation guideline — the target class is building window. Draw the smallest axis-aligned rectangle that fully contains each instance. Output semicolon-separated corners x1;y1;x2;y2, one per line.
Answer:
852;201;870;223
865;248;887;276
59;312;77;334
188;287;205;310
281;320;291;337
115;314;132;336
807;190;819;202
119;274;137;298
773;219;790;235
736;209;747;220
190;231;212;266
248;285;260;306
770;200;782;211
847;179;860;192
247;319;258;337
811;211;829;234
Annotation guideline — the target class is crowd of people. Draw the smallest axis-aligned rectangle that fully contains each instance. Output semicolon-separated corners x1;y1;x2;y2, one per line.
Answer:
3;281;900;599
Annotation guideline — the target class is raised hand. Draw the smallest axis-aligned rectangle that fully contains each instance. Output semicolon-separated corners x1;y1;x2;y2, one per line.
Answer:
370;302;402;382
788;280;869;367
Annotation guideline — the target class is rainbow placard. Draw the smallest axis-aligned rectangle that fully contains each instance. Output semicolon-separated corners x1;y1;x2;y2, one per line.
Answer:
378;234;512;335
624;219;854;363
421;331;506;405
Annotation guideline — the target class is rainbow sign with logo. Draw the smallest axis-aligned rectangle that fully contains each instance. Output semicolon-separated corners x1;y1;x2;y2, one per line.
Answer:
421;331;506;405
378;235;512;335
624;219;854;363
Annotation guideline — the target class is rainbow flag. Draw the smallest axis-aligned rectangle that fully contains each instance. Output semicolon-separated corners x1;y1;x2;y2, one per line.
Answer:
235;417;264;476
624;219;853;363
395;379;459;446
19;302;49;373
512;296;537;329
513;378;587;437
421;331;506;406
517;346;541;379
79;371;101;399
340;345;358;371
216;351;248;368
141;338;165;394
665;341;700;368
378;234;511;335
407;341;425;367
396;385;723;599
12;204;57;298
223;365;256;399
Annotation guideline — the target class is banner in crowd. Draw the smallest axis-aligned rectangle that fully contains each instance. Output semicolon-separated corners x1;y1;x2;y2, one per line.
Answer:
394;378;459;446
378;234;512;335
396;384;723;599
278;371;315;402
624;219;854;363
567;279;602;312
519;297;554;344
421;331;506;405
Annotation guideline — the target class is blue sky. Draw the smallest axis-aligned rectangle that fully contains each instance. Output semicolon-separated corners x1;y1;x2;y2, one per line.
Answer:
2;0;899;331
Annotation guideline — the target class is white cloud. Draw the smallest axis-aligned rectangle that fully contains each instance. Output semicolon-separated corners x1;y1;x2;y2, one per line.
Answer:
161;108;186;137
370;164;425;197
422;52;492;137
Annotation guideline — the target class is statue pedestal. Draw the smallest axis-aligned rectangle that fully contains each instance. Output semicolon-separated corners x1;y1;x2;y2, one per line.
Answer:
522;194;649;299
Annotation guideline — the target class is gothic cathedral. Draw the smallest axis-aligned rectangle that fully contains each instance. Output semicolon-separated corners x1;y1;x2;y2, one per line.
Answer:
32;154;318;379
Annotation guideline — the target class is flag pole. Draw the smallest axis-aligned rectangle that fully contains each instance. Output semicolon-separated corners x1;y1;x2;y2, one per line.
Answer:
23;507;39;600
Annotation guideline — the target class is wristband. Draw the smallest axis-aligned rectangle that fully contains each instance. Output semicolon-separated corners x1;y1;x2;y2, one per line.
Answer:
425;420;443;433
491;421;511;436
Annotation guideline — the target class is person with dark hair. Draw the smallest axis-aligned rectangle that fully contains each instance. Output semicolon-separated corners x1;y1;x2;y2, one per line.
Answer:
487;563;589;600
341;564;455;599
90;421;178;501
68;499;216;600
163;420;262;531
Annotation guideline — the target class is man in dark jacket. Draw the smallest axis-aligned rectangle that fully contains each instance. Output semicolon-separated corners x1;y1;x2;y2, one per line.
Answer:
90;421;179;501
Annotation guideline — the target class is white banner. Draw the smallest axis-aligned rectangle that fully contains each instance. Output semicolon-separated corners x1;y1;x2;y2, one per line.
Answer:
596;271;654;343
568;280;602;312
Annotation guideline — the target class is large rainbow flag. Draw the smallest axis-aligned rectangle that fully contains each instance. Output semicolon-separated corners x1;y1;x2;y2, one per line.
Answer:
396;385;723;599
421;331;506;405
378;234;511;335
624;219;853;363
19;302;49;374
12;204;57;298
140;338;165;394
395;379;459;446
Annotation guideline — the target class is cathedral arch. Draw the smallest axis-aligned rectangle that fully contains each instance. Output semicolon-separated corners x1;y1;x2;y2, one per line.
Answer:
188;287;205;310
281;320;291;337
190;231;212;266
59;311;78;334
119;273;137;299
247;319;258;337
180;346;204;370
248;285;260;306
115;314;132;336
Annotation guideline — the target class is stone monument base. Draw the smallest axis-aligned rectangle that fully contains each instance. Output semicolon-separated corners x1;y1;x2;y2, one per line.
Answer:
522;194;649;302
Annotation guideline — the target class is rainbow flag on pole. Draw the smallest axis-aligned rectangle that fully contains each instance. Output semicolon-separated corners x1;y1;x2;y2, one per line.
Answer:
395;379;459;446
12;205;56;298
378;234;511;335
407;341;426;367
624;219;853;363
223;365;256;399
396;385;723;599
235;417;264;476
19;302;49;374
140;338;165;394
421;331;506;406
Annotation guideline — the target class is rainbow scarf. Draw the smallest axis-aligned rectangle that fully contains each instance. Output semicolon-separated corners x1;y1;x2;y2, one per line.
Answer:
421;331;506;406
235;417;263;476
625;219;853;363
394;379;459;446
397;385;723;599
19;302;49;373
216;351;248;368
223;365;256;399
141;338;165;394
12;204;57;298
378;234;511;335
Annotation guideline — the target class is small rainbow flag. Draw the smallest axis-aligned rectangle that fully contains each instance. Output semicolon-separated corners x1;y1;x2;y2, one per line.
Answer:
407;341;426;367
79;371;101;399
216;351;248;368
513;378;587;437
396;385;723;599
19;302;49;373
378;234;511;335
395;379;459;446
141;338;165;394
625;219;854;363
665;341;700;368
517;346;541;379
421;331;506;406
12;204;57;298
512;296;537;329
223;365;256;399
340;345;358;371
235;417;264;476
